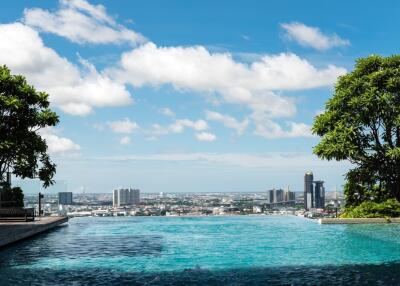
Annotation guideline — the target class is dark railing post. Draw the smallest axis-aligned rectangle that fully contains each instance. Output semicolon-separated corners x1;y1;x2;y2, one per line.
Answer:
38;192;44;217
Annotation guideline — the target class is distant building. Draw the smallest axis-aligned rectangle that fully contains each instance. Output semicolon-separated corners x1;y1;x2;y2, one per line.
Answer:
58;192;73;205
304;172;314;210
314;181;325;209
130;189;140;205
113;188;140;207
267;189;275;204
274;189;284;203
267;188;295;205
304;172;326;210
284;188;296;202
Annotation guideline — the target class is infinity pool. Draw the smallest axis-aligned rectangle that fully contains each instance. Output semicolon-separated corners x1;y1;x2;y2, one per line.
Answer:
1;216;400;285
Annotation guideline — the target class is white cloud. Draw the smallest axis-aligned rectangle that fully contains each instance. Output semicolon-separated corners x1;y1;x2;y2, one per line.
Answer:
170;119;208;133
23;0;145;45
107;118;139;134
100;152;349;169
111;42;345;138
281;22;350;51
119;136;131;145
40;128;81;154
196;132;217;142
115;42;344;93
0;23;133;115
148;119;208;137
159;107;175;117
147;123;169;136
252;113;313;139
205;110;249;135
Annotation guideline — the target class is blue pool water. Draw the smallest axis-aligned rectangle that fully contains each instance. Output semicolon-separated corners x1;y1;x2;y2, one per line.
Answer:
1;215;400;285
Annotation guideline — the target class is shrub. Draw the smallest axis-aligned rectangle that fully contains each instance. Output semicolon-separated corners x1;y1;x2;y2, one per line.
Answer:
341;199;400;218
0;184;24;207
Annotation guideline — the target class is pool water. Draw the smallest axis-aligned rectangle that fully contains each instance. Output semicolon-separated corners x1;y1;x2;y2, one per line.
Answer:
1;215;400;285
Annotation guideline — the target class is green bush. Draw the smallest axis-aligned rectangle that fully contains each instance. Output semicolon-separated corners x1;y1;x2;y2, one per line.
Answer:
341;199;400;218
0;183;24;207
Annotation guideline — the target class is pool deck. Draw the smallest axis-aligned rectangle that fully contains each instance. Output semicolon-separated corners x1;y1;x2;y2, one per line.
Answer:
319;217;400;224
0;216;68;248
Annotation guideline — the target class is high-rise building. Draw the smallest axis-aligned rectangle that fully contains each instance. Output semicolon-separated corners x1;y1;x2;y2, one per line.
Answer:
58;192;73;205
113;188;140;207
304;172;326;210
284;187;296;202
304;172;314;210
267;189;275;204
129;189;140;205
274;189;284;203
267;188;295;205
113;189;119;207
314;181;325;209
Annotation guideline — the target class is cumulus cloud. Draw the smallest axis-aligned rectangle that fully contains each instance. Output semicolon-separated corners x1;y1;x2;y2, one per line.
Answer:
159;107;175;117
196;132;217;142
0;23;133;115
119;136;131;145
148;119;208;137
111;42;345;138
1;2;347;140
107;118;139;134
170;119;208;133
40;128;81;154
115;42;344;92
205;110;249;135
23;0;145;45
252;113;313;139
281;22;350;51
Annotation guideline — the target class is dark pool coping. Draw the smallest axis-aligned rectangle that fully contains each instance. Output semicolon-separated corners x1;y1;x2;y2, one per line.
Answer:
0;216;68;248
319;217;400;224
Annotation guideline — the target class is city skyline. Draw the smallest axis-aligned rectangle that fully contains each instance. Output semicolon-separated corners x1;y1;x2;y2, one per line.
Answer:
2;0;396;193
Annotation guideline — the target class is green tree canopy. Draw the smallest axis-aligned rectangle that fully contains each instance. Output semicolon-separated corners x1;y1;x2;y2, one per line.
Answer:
0;65;59;187
313;55;400;206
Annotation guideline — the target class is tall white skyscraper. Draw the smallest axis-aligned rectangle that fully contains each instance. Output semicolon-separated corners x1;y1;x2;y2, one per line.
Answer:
113;188;140;207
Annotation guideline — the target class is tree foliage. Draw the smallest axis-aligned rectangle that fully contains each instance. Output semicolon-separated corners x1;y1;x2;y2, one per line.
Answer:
0;65;59;187
313;55;400;206
341;199;400;218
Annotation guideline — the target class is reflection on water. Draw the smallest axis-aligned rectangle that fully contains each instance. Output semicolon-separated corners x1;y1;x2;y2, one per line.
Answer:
0;234;163;266
1;263;400;285
1;216;400;285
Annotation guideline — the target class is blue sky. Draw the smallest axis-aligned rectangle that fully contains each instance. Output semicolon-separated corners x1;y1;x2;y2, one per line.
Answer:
0;0;395;194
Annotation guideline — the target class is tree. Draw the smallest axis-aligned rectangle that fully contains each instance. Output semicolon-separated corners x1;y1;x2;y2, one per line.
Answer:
0;65;59;188
313;55;400;206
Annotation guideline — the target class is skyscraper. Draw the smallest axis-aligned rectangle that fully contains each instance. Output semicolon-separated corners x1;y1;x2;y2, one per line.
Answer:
129;189;140;205
274;189;284;203
113;188;140;207
314;181;325;209
58;192;73;205
304;172;313;210
267;189;275;204
284;186;295;202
